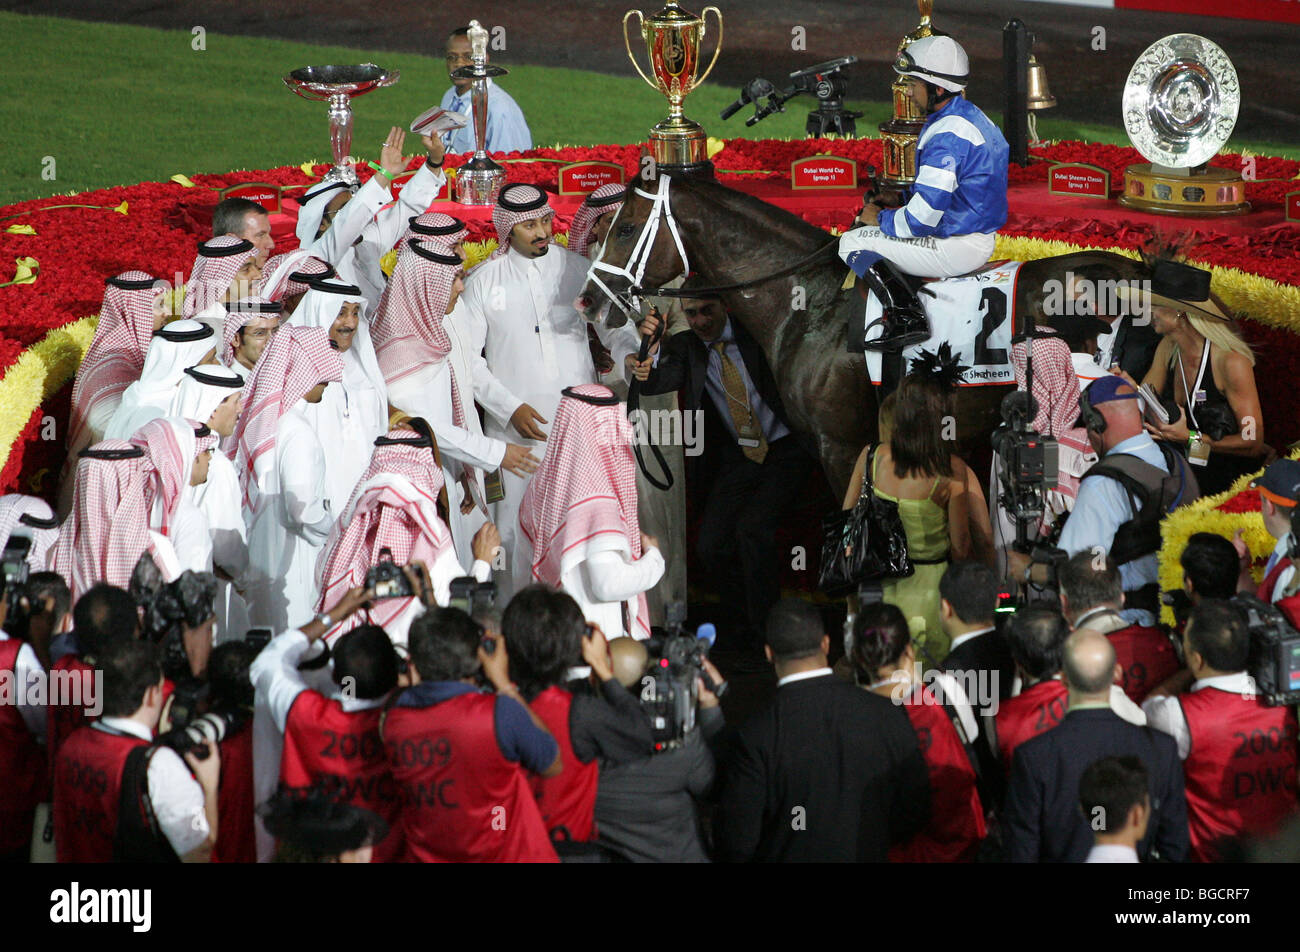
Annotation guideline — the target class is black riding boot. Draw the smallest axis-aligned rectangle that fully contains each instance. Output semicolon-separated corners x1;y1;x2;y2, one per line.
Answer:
860;258;931;351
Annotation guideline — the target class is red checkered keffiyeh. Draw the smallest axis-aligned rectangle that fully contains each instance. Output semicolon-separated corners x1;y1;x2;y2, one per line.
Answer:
130;416;212;537
404;213;468;252
233;325;343;508
1011;337;1091;504
491;183;554;259
222;296;281;366
315;427;452;635
50;441;155;600
0;494;59;570
371;238;462;396
67;272;168;453
518;384;650;638
566;184;625;258
184;235;258;319
259;251;335;301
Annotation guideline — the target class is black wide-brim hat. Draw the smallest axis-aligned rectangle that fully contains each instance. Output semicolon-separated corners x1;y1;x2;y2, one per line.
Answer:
1114;258;1230;323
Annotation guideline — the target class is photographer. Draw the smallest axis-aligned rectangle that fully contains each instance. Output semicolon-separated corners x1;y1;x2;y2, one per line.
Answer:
502;585;656;850
382;605;561;863
259;785;390;864
207;641;258;863
1251;460;1300;604
1012;375;1199;625
1142;598;1299;862
0;566;49;861
47;583;141;767
1058;550;1180;704
250;584;401;862
593;637;725;863
53;639;219;863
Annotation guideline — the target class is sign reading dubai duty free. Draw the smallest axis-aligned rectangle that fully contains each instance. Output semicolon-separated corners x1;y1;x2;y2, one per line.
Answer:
559;161;627;195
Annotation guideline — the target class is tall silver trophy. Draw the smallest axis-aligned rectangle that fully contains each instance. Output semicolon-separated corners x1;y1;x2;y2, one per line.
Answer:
285;64;400;187
453;21;509;205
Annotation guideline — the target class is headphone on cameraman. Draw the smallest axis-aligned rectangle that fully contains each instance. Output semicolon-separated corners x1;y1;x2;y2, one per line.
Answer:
1078;388;1107;435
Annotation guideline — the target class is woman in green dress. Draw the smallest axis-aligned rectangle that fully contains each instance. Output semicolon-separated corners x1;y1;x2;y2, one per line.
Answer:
841;370;975;666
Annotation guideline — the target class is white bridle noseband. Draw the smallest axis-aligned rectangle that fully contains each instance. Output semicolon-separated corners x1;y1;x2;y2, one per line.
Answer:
585;174;689;319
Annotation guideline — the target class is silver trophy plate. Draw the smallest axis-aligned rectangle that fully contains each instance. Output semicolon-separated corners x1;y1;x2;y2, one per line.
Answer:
1122;34;1239;170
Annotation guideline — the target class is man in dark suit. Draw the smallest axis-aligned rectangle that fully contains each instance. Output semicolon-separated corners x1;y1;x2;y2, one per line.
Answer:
939;561;1015;714
633;288;816;652
1003;629;1189;863
713;598;930;862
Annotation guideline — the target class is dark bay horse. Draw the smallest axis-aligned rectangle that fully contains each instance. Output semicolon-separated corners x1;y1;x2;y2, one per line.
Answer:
578;168;1147;498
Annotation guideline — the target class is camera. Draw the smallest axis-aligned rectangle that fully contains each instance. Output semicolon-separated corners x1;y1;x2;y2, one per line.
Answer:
1;536;30;594
366;547;414;600
1231;594;1300;707
157;710;242;761
641;602;723;752
448;576;497;618
721;56;864;138
992;391;1059;532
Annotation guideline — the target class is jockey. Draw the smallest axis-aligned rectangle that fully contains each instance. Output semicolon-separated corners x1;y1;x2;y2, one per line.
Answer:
839;35;1009;350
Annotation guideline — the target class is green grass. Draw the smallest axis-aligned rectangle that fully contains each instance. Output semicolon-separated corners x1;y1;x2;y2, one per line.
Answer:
1;11;1295;207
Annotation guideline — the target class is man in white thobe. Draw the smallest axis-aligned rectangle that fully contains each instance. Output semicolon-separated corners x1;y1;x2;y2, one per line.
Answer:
287;280;388;516
234;326;344;632
458;184;639;597
372;220;538;570
103;320;217;441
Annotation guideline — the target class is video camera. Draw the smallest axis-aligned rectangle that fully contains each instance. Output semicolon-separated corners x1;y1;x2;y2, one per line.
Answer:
721;56;864;138
1;536;37;640
642;602;725;752
1232;594;1300;707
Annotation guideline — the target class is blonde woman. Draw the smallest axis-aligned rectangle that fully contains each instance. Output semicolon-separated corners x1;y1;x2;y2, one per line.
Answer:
1115;260;1264;497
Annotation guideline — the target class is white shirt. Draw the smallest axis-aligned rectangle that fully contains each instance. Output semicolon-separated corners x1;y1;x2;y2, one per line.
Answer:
304;177;389;268
1085;843;1139;863
947;625;997;655
349;163;448;306
777;667;832;688
250;629;387;734
1266;535;1295;604
94;716;209;857
1;630;46;740
702;319;790;445
1142;670;1258;760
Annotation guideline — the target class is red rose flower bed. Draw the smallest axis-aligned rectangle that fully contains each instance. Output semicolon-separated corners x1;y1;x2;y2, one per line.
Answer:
0;137;1296;497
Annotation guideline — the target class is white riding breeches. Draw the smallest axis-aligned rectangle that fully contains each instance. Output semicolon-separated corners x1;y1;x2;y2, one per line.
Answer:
838;227;997;279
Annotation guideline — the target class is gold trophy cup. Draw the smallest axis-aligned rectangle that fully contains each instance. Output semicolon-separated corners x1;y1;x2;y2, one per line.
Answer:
624;1;723;171
877;0;935;207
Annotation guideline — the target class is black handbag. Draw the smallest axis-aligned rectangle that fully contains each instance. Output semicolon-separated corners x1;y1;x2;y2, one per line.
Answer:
818;444;914;596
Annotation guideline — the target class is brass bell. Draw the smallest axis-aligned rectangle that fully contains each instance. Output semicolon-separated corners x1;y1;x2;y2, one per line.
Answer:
1026;54;1056;110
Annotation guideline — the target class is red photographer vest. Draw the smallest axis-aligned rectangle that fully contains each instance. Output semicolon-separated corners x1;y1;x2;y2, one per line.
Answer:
528;687;598;842
280;691;401;863
1107;625;1180;704
383;692;557;863
212;723;256;864
0;638;47;855
1180;687;1300;863
1257;556;1293;605
888;684;985;862
995;678;1068;775
52;725;148;863
46;655;96;773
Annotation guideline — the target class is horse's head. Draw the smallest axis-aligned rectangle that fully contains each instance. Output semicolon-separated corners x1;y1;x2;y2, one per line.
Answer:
576;171;690;329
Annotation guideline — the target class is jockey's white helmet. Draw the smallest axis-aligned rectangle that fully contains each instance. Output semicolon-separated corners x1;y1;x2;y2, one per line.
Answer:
894;35;969;93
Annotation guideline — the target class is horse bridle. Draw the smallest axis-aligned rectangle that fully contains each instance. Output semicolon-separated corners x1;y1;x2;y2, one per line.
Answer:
585;173;842;317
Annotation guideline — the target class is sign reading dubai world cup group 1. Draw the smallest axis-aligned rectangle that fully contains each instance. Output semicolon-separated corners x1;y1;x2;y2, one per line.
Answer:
790;156;858;190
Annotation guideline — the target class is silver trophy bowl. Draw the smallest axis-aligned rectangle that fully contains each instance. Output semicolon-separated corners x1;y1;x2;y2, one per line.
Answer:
285;64;400;187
